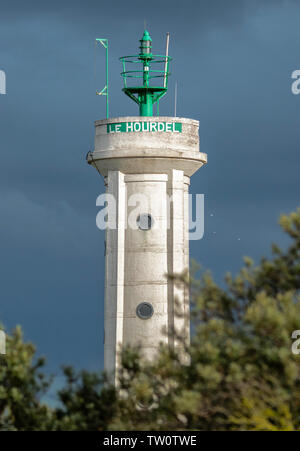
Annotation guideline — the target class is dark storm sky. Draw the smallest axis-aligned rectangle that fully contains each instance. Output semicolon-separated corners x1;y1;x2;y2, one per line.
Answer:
0;0;299;376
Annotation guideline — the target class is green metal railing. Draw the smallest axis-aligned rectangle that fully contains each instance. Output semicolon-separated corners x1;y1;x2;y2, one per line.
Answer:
120;31;172;116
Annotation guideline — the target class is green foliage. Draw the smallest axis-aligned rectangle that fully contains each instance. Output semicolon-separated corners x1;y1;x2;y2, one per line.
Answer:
0;326;52;430
53;366;116;430
1;208;300;430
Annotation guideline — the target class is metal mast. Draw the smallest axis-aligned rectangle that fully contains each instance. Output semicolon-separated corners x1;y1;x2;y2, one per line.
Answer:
95;38;109;119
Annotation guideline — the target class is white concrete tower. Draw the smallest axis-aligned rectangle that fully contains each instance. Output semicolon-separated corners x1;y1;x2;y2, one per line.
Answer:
88;32;207;384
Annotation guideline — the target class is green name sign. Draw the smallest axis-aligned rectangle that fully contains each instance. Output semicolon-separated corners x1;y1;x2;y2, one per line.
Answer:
107;121;182;134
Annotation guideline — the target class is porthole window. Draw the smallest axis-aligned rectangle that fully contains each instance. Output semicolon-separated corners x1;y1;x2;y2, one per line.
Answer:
137;214;153;231
136;302;154;320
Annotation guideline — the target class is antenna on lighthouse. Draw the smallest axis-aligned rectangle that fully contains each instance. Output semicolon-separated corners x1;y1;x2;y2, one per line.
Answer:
95;38;109;119
163;32;170;88
174;81;178;117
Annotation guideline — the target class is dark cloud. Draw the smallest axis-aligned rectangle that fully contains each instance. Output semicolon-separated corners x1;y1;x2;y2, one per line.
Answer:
0;0;299;372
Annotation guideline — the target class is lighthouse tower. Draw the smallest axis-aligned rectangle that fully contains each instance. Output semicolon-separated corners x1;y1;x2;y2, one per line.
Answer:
87;31;207;383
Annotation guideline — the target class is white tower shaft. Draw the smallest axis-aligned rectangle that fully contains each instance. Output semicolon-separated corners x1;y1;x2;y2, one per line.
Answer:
88;116;207;383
